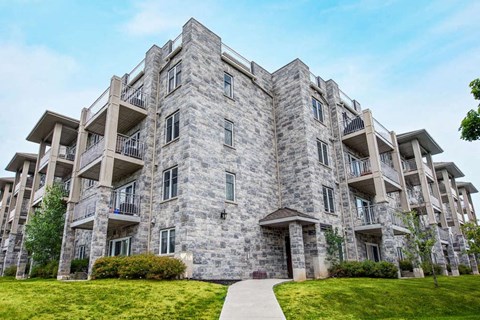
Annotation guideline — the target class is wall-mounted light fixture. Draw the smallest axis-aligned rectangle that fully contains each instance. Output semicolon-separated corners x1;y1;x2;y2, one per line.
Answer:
220;209;227;220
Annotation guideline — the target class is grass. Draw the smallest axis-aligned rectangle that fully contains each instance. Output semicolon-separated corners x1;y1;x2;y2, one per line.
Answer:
0;277;227;320
274;276;480;320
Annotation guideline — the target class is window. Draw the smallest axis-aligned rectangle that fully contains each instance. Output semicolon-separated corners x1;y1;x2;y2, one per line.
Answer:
224;73;233;98
366;243;380;262
109;237;131;256
167;62;182;93
224;119;234;147
165;111;180;143
77;245;86;259
312;97;324;122
163;167;178;200
160;228;175;254
396;247;404;261
317;140;329;166
226;172;236;202
323;186;335;213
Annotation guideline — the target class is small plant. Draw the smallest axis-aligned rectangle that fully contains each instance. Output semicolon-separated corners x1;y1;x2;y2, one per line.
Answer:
421;261;442;276
3;266;17;277
30;260;59;278
70;258;89;273
324;227;344;265
399;259;414;272
458;265;472;275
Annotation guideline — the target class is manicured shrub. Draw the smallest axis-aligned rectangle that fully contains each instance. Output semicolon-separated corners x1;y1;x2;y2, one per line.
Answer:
329;260;398;279
91;256;125;279
3;266;17;277
458;264;472;275
91;254;186;280
30;260;58;278
71;258;89;273
421;261;442;276
399;259;413;272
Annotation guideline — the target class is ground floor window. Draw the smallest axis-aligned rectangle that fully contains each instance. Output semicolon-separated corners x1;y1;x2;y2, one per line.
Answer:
366;243;380;262
160;228;175;255
109;237;131;256
396;247;404;261
77;245;86;259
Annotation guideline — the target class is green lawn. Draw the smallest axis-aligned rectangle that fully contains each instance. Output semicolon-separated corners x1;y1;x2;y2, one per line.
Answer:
0;277;227;320
275;276;480;320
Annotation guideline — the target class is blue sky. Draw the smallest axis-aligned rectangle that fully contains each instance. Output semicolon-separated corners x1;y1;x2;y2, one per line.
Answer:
0;0;479;207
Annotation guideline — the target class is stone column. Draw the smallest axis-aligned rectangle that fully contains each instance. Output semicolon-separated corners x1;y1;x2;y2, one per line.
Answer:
446;234;459;276
412;139;436;225
312;223;329;279
433;227;448;276
469;254;479;275
289;222;306;281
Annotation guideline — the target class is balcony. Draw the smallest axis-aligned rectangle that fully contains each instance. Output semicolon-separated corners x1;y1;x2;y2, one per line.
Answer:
85;87;110;129
14;177;33;195
221;43;253;75
438;227;450;244
7;199;28;223
380;160;400;185
339;90;355;111
430;194;441;210
346;156;400;194
126;59;145;85
78;138;104;180
403;159;434;182
353;205;409;235
341;114;394;155
309;72;327;94
38;145;75;177
33;185;45;204
71;192;141;230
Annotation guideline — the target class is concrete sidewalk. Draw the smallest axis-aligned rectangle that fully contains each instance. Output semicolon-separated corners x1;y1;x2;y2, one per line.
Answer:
219;279;289;320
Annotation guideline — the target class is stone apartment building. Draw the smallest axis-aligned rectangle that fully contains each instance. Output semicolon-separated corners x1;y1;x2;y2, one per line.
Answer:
0;18;478;281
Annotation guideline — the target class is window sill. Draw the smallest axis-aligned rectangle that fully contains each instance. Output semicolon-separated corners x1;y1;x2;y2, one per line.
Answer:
224;94;235;102
325;211;337;216
163;137;180;148
159;253;175;257
318;162;332;170
160;197;178;204
314;118;327;127
223;144;236;150
225;200;238;205
165;84;182;98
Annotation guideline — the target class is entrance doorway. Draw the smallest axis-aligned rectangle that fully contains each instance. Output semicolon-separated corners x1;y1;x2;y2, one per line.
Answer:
285;236;293;278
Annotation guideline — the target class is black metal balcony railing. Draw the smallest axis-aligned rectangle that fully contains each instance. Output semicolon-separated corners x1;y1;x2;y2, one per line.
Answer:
342;114;365;136
115;135;145;160
121;84;145;109
110;191;140;216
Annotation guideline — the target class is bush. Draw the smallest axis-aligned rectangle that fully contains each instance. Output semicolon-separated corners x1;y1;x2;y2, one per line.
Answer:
71;258;89;273
458;265;472;275
30;260;58;278
91;254;186;280
399;259;413;272
421;261;442;276
329;260;398;279
3;266;17;277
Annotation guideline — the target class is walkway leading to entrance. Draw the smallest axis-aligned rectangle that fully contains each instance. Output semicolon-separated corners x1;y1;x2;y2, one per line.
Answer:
219;279;289;320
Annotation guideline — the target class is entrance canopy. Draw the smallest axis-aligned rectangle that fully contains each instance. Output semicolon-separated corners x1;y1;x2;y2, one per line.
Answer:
259;207;319;227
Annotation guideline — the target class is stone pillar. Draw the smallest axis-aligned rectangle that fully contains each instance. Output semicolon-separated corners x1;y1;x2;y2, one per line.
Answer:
441;170;460;231
390;132;410;212
58;109;88;280
433;227;448;276
412;139;436;225
289;222;306;281
378;205;398;265
469;254;479;275
312;223;328;279
446;237;459;276
363;110;388;203
87;186;111;278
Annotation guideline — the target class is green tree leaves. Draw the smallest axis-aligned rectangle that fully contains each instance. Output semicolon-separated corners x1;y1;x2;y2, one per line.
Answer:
460;78;480;141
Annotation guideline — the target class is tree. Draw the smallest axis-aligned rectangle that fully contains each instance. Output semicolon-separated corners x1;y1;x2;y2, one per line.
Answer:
459;78;480;141
24;184;66;266
402;211;439;287
461;221;480;255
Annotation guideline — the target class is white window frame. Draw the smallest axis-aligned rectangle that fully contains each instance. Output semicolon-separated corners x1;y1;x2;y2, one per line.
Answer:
366;243;380;262
78;245;86;259
226;172;236;202
312;97;324;122
160;228;176;255
224;119;234;147
167;62;182;93
317;140;329;166
165;111;180;143
109;237;131;257
323;186;335;213
224;72;234;98
163;167;178;200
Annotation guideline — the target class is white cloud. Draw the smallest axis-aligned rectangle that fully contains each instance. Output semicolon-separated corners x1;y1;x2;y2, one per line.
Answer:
0;42;100;176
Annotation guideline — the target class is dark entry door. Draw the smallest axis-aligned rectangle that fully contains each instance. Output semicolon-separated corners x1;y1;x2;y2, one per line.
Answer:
285;236;293;278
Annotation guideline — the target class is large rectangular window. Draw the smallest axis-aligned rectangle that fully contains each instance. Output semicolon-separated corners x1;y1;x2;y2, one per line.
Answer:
312;97;324;122
165;111;180;143
160;228;176;255
163;167;178;200
109;237;131;256
224;73;233;98
77;245;86;259
317;140;329;166
168;62;182;93
366;243;381;262
226;172;236;202
323;186;335;213
224;119;234;147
